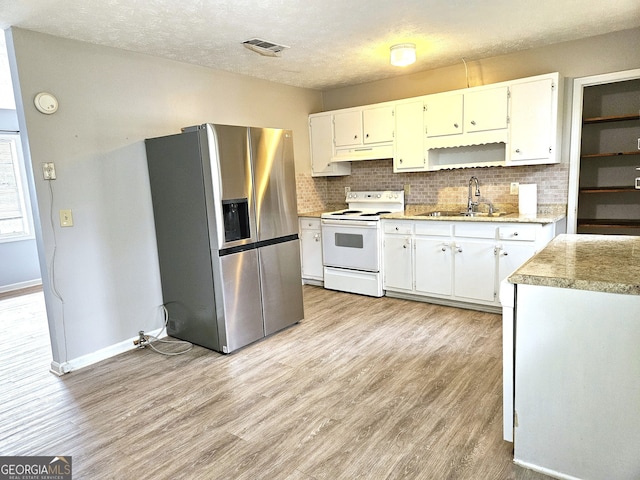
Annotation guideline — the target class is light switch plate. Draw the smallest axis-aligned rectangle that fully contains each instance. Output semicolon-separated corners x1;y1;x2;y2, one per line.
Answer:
59;209;73;227
510;182;519;195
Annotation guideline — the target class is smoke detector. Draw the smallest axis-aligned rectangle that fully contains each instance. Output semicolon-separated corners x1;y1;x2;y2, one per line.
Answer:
242;38;289;57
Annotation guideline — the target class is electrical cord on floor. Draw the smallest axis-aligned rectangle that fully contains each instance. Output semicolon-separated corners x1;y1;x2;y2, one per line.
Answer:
143;305;193;356
48;179;70;366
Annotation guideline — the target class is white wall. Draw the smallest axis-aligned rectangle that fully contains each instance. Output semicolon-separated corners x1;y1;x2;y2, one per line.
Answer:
6;27;322;371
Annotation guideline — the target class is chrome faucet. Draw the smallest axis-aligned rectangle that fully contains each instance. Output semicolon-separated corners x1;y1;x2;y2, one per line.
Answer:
467;176;480;213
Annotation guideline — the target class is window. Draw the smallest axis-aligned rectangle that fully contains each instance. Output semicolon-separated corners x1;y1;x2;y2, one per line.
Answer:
0;134;32;241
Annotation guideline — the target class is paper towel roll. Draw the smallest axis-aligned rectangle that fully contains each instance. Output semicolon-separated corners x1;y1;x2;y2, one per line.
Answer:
518;184;537;215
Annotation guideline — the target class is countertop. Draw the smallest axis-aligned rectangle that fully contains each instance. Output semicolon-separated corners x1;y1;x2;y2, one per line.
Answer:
299;204;566;225
508;233;640;295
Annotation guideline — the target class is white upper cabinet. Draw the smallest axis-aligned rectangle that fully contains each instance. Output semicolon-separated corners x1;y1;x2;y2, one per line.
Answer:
425;93;463;138
425;86;509;148
465;86;509;133
307;72;562;173
332;105;394;162
507;73;562;165
333;110;362;148
363;105;395;144
309;113;351;177
394;100;426;172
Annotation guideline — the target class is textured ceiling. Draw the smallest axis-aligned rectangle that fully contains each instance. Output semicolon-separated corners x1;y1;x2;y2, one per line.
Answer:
1;0;639;90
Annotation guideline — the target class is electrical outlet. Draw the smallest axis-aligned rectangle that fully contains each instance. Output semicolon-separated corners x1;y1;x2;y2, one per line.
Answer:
42;162;56;180
345;186;350;195
637;138;640;150
59;209;73;227
404;184;411;195
510;182;519;195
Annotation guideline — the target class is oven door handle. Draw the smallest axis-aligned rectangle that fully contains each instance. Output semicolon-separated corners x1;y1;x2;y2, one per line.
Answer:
321;219;378;227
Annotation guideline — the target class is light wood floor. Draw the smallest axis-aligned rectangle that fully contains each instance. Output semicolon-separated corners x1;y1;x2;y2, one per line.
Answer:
0;286;553;479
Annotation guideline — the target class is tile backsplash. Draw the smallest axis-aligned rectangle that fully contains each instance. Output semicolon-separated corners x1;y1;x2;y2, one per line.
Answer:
297;159;569;212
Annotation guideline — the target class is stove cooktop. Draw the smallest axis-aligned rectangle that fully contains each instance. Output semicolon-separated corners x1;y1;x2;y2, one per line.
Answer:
321;190;405;220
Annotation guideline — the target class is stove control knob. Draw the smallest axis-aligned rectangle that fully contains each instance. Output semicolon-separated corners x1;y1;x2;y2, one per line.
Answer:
377;194;381;198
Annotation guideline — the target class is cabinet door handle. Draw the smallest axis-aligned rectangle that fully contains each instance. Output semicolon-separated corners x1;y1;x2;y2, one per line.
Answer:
470;120;476;125
456;246;463;253
513;232;519;237
354;135;358;140
366;133;369;138
515;148;521;153
454;123;459;129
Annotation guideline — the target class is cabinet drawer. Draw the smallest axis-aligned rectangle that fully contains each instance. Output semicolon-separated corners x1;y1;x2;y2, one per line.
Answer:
299;217;321;230
414;222;453;237
383;221;413;234
454;223;496;239
498;225;537;241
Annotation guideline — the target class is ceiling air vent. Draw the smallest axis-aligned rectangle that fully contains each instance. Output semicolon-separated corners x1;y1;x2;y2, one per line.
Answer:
242;38;289;57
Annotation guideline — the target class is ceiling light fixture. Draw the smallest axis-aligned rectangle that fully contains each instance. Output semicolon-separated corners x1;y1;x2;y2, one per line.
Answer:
390;43;416;67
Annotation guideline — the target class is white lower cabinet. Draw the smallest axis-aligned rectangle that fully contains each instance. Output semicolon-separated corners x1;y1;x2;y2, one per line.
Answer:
453;238;497;303
383;222;413;291
497;242;536;281
299;217;323;284
414;237;452;296
383;219;559;309
414;222;453;296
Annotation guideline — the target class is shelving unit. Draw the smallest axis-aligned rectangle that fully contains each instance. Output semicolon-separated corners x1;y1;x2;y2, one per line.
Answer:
574;76;640;235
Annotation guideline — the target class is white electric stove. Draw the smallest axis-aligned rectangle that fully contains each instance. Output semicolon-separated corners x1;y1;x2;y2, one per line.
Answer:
321;191;404;297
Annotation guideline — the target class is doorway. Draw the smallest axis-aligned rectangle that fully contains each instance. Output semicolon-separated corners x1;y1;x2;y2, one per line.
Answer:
0;35;51;367
567;68;640;234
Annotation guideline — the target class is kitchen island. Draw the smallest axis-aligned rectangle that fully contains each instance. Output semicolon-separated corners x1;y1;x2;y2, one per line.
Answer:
503;234;640;480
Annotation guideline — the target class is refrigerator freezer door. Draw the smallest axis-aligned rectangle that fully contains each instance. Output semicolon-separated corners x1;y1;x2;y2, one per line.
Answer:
208;124;258;248
250;128;299;241
259;238;304;336
218;249;265;353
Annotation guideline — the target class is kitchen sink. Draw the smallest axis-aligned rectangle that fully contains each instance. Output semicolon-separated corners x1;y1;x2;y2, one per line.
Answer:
418;210;462;217
460;211;509;217
418;210;509;217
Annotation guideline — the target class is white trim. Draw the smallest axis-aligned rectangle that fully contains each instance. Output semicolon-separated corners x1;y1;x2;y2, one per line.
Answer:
0;278;41;294
49;327;166;375
513;459;583;480
567;68;640;233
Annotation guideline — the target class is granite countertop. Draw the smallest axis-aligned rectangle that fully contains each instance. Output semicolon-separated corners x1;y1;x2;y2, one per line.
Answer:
299;204;566;224
298;210;326;218
508;234;640;295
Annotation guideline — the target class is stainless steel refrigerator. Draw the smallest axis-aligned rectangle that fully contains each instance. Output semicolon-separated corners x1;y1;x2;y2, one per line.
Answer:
145;124;304;353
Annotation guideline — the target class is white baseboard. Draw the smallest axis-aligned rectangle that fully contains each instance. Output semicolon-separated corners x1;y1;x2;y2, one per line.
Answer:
513;459;583;480
49;327;166;376
0;279;42;294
